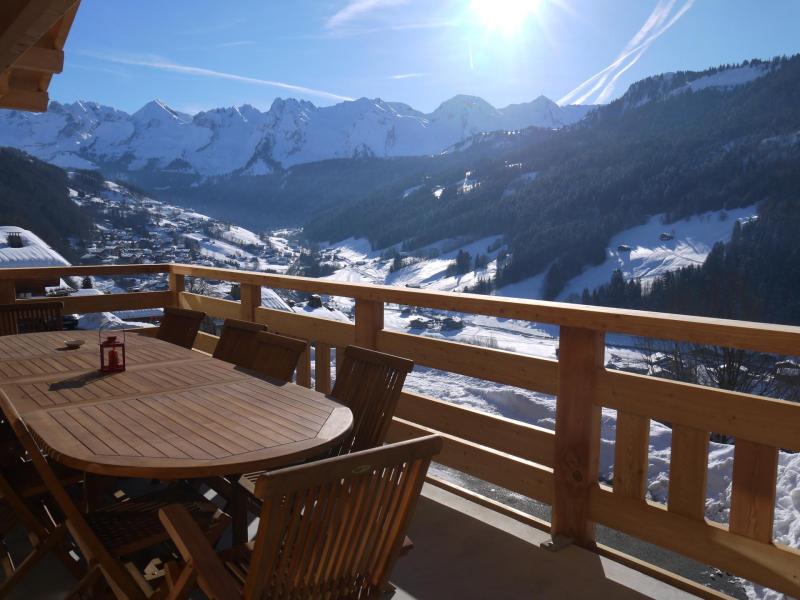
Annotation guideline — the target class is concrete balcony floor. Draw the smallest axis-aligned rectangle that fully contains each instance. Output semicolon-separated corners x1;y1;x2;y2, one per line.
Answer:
5;484;699;599
392;485;698;600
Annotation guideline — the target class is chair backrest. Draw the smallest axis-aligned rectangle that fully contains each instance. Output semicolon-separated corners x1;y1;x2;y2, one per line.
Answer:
245;435;442;600
0;302;63;336
0;392;148;600
156;306;205;349
331;346;414;454
249;331;307;381
212;318;266;365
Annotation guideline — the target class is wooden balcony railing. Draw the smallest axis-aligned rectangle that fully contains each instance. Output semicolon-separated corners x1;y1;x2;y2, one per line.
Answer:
1;262;800;598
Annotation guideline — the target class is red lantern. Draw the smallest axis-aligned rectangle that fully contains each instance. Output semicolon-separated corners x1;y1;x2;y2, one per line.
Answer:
99;327;126;373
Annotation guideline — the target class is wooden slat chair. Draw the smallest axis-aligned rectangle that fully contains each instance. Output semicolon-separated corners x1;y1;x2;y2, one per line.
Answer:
0;448;83;596
155;306;205;349
330;345;414;455
212;318;266;365
248;331;307;381
238;345;414;499
159;435;442;600
0;302;63;336
0;392;230;600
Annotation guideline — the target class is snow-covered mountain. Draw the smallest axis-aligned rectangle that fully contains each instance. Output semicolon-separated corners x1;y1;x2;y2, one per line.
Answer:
0;94;593;177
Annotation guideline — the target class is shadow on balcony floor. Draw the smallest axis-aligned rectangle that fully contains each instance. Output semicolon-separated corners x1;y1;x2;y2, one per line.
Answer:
4;483;702;600
391;485;700;600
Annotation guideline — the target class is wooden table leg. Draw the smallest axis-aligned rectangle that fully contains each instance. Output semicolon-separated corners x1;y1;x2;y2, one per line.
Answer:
84;473;106;512
231;476;248;545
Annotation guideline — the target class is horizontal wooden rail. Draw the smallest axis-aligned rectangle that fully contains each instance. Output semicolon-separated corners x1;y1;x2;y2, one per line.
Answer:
386;417;554;505
179;292;242;321
254;307;355;348
589;486;800;597
395;391;555;466
376;330;558;395
19;290;172;314
598;370;800;451
0;264;172;278
170;263;800;355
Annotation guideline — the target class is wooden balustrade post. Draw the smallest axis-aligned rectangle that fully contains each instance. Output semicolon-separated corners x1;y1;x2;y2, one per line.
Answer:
354;298;383;348
296;345;312;388
168;272;184;308
729;440;779;542
315;343;332;394
240;283;261;322
551;326;604;548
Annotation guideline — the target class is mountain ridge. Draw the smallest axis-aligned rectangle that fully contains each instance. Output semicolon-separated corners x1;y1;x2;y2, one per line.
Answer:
0;93;594;178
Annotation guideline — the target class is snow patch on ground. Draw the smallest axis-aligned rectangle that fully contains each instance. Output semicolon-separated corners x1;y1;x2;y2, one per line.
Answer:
558;206;758;300
680;65;770;94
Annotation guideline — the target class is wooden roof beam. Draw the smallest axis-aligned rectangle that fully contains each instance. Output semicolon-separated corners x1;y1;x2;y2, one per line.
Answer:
0;89;48;112
0;0;78;74
15;46;63;74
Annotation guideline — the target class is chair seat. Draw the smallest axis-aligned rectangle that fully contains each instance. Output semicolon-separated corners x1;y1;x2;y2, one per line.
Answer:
218;542;384;598
87;486;226;557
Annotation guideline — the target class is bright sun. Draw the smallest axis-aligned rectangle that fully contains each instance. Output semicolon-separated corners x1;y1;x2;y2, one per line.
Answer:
470;0;539;35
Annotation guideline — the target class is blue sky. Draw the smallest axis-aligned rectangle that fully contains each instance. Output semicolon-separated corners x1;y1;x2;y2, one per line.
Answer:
53;0;800;114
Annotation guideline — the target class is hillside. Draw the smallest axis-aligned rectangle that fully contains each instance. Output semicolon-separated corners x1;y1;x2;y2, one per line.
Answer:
304;55;800;299
0;148;91;260
584;196;800;326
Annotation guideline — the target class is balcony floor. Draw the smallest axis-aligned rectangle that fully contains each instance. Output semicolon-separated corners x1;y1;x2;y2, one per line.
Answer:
391;484;699;600
5;484;699;600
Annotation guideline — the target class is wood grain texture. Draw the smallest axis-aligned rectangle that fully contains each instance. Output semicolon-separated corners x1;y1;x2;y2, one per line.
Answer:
613;411;650;500
354;298;383;348
729;440;778;542
552;326;604;547
395;390;554;466
598;369;800;451
377;329;558;395
668;425;709;520
169;263;800;356
1;331;352;479
590;486;800;598
314;343;331;394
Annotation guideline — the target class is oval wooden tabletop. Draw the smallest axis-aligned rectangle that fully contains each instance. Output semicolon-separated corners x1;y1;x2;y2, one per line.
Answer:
0;330;353;478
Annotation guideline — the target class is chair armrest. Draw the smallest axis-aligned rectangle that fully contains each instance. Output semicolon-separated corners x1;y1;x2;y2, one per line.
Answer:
159;504;241;599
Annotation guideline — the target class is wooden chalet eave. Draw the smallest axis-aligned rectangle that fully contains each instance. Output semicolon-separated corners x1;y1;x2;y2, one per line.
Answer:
0;0;81;112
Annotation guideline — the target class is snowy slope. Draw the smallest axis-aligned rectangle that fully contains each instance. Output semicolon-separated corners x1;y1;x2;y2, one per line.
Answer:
493;206;758;301
558;206;758;300
0;95;591;176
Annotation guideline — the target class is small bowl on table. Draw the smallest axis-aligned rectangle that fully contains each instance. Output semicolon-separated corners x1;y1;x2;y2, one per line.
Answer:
63;339;85;350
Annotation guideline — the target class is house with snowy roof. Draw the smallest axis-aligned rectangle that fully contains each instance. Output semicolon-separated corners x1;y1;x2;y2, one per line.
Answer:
0;226;69;296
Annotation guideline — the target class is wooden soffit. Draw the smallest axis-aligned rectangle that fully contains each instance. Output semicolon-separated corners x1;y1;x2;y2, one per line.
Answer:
0;0;81;112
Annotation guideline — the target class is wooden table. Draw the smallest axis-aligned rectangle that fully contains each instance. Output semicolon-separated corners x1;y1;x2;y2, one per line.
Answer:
0;330;353;479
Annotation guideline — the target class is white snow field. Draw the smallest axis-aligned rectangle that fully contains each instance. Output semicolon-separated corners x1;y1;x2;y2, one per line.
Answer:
492;206;758;301
558;205;758;300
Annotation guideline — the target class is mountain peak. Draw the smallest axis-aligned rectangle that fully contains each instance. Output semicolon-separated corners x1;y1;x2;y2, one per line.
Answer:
0;91;592;176
133;99;190;124
434;95;496;111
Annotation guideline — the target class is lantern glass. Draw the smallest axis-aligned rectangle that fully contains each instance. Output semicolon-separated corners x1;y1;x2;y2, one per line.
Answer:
99;333;126;373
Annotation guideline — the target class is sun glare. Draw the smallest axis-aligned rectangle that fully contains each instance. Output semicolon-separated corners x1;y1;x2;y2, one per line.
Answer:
470;0;539;36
